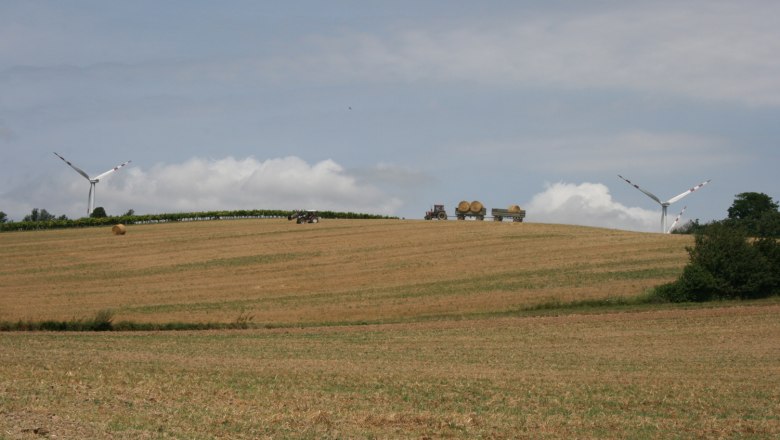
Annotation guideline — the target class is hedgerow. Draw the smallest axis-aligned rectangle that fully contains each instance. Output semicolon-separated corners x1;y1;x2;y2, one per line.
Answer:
0;209;396;232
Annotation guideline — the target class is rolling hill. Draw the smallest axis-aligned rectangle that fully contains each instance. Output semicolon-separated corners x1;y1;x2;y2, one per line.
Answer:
3;219;780;438
0;218;691;325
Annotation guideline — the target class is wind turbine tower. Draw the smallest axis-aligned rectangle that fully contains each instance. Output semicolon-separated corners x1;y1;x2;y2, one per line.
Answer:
54;152;131;216
618;175;710;233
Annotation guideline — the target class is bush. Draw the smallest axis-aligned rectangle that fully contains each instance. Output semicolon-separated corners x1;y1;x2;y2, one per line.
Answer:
91;309;115;331
654;223;779;302
693;224;775;299
755;211;780;238
655;264;719;302
753;236;780;289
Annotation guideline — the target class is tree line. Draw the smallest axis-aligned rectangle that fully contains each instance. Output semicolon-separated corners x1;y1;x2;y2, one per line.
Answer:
0;208;396;232
673;192;780;237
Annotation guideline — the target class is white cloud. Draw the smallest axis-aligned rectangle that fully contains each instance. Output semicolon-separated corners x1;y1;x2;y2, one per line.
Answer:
118;156;403;214
1;156;402;220
525;182;660;232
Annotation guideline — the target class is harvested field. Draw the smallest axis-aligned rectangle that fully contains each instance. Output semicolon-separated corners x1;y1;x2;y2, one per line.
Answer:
2;219;779;438
0;219;691;325
1;305;779;438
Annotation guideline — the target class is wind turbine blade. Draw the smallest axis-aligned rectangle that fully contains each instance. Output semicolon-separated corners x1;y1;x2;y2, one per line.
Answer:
667;206;687;233
617;175;662;205
666;179;711;204
54;152;91;181
93;160;132;181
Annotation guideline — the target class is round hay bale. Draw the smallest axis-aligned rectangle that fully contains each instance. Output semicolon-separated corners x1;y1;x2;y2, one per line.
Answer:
111;224;127;235
469;200;483;213
508;204;522;213
457;200;471;213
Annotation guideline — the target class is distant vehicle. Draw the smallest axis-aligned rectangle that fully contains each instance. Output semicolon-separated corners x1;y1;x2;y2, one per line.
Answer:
424;204;449;220
455;201;486;221
490;207;526;222
424;201;526;222
288;210;320;224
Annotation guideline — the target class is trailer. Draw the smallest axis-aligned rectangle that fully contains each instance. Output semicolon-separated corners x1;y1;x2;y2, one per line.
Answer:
456;207;486;221
454;200;486;221
491;208;526;222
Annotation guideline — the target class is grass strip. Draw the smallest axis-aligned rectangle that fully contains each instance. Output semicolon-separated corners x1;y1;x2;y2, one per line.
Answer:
2;295;778;332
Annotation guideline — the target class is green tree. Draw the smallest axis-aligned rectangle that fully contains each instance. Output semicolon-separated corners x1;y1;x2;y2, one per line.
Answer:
754;210;780;238
726;192;780;237
754;237;780;290
23;208;56;222
655;223;778;302
687;223;775;299
728;192;779;220
671;219;704;235
0;211;7;223
23;208;39;222
90;207;108;218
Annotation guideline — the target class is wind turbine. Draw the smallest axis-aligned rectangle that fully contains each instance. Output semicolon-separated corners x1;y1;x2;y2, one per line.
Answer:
54;152;131;216
667;206;687;234
618;175;710;233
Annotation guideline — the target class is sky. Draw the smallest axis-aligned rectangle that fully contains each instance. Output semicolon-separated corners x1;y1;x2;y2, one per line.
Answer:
1;0;778;232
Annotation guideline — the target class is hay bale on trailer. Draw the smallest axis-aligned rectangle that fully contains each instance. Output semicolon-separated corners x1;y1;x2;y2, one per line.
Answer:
491;205;526;222
111;224;127;235
456;200;486;220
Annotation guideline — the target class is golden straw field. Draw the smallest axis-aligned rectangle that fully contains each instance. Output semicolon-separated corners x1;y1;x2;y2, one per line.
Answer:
1;219;690;324
2;219;779;439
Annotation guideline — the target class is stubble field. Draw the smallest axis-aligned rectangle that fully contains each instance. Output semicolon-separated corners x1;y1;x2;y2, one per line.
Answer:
1;219;779;439
1;219;690;325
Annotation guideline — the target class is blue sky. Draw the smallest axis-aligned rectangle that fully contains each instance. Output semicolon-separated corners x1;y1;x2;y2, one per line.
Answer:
1;0;778;231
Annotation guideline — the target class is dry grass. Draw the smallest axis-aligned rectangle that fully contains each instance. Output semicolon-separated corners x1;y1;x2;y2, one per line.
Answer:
1;305;778;438
0;219;690;325
2;220;778;438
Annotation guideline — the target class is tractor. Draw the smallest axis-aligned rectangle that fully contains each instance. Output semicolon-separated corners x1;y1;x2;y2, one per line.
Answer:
424;204;448;220
288;210;320;223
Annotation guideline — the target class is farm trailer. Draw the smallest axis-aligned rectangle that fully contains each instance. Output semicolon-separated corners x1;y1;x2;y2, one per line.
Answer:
424;202;526;222
490;208;526;222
